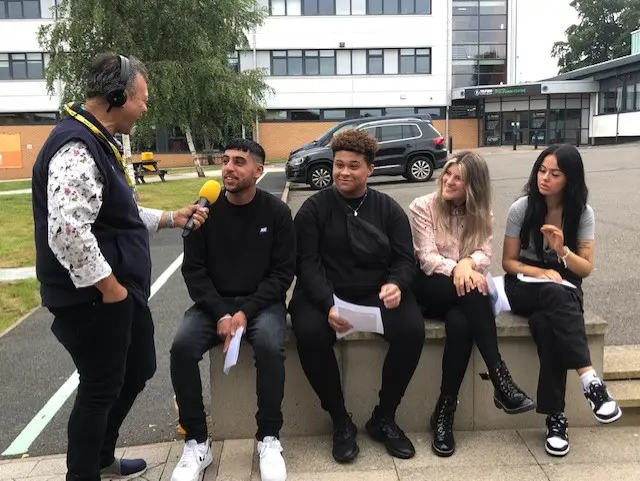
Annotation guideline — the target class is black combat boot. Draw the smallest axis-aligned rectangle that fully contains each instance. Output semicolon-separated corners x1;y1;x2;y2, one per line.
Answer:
430;396;457;457
489;360;536;414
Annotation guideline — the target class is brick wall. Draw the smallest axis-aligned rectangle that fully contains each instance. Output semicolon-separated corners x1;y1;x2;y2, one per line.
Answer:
257;119;480;161
0;125;54;181
433;119;479;150
137;152;194;168
257;122;338;161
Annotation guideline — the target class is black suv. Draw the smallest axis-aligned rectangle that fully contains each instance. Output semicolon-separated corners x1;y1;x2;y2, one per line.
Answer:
286;117;448;190
288;113;433;157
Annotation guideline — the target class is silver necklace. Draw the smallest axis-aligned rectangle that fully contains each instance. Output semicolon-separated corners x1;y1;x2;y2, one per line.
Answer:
347;190;368;217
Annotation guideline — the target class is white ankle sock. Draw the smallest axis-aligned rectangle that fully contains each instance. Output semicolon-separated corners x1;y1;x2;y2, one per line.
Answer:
580;369;600;391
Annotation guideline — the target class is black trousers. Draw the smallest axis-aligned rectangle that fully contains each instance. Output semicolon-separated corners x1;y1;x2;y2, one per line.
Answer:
289;289;425;422
413;272;502;399
170;300;287;441
504;274;591;415
50;295;156;481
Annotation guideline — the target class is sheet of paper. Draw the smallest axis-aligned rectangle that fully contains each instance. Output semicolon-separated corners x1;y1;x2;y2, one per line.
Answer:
517;273;577;289
486;274;511;316
333;295;384;340
223;326;244;375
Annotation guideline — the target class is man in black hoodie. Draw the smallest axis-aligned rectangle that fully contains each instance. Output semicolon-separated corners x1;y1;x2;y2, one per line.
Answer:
171;139;295;481
289;129;425;463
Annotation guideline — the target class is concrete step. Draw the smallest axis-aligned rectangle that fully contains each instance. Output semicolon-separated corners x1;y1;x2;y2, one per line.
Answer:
607;380;640;408
604;345;640;380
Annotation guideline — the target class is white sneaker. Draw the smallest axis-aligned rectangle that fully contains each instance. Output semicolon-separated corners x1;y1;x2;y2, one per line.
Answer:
171;440;213;481
257;437;287;481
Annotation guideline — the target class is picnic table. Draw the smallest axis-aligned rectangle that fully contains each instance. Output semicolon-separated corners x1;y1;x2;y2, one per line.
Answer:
132;152;167;184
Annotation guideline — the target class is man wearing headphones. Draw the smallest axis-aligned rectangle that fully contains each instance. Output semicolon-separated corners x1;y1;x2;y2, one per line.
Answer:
31;53;208;481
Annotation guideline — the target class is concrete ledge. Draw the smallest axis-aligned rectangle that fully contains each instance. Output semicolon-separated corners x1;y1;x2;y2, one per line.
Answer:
208;311;608;440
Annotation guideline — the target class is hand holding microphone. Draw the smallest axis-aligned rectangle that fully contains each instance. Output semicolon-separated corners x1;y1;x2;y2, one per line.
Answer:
174;180;221;237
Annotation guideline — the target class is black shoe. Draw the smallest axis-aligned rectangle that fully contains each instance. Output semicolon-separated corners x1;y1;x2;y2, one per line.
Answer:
545;413;570;457
332;415;359;463
430;396;457;457
365;408;415;459
584;380;622;424
489;360;537;414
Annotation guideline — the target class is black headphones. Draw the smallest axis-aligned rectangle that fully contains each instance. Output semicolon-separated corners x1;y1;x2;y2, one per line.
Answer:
105;54;131;112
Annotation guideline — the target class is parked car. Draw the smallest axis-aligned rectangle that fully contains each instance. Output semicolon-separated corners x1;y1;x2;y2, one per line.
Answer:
288;113;433;157
286;116;448;190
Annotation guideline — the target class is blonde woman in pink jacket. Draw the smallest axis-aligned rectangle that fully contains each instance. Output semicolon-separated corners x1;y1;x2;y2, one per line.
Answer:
409;151;534;458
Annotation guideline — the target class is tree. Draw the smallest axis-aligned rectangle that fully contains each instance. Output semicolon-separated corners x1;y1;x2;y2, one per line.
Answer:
38;0;273;175
552;0;640;73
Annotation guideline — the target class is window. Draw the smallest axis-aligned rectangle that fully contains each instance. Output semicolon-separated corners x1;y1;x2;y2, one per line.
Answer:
480;15;506;30
269;0;286;14
304;50;336;75
272;50;335;75
399;48;430;74
0;53;45;80
271;50;302;75
367;0;430;14
452;15;478;30
361;108;383;117
1;0;40;18
479;0;506;14
626;84;635;111
290;109;320;121
385;108;412;116
228;52;239;73
453;30;479;44
0;112;58;125
453;0;479;15
265;110;287;120
479;30;507;44
479;44;506;58
379;125;403;141
378;124;420;141
367;49;383;74
323;109;347;120
302;0;335;15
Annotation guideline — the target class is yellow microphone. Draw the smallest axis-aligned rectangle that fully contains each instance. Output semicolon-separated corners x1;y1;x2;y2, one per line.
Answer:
181;179;221;238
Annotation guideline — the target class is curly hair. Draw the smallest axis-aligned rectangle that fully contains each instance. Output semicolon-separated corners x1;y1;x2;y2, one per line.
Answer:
330;129;379;165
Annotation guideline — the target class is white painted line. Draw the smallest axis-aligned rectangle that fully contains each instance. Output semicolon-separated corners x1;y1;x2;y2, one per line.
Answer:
2;171;271;456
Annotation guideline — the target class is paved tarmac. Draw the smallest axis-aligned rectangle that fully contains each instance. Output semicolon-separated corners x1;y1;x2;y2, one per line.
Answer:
0;172;287;458
288;143;640;347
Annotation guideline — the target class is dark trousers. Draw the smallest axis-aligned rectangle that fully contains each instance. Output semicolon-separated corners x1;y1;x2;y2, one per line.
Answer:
289;289;425;421
170;300;286;442
504;274;591;415
413;272;502;398
50;295;156;481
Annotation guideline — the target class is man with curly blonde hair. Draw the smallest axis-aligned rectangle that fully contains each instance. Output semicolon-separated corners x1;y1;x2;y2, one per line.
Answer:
289;129;424;463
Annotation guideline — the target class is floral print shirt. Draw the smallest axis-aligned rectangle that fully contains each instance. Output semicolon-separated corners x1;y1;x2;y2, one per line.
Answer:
47;141;163;288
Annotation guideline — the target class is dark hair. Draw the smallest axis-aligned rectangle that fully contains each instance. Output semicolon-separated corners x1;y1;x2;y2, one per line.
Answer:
86;52;147;99
520;144;589;258
330;129;379;165
224;138;265;164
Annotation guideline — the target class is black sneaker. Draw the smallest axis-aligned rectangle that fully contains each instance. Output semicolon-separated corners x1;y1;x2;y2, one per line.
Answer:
545;413;569;457
365;408;415;459
584;380;622;424
332;415;359;463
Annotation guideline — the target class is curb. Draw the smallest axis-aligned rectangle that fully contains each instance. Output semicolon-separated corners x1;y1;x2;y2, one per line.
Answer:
281;181;291;203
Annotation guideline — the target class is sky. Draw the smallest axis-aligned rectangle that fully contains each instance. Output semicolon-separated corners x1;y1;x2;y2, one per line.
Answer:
514;0;580;82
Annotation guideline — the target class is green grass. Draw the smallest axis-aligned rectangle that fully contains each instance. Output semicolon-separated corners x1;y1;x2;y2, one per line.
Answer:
0;195;35;268
136;176;221;211
0;180;31;192
0;279;41;335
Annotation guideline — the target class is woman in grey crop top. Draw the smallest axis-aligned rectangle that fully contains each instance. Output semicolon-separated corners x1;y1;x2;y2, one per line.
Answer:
501;144;621;458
